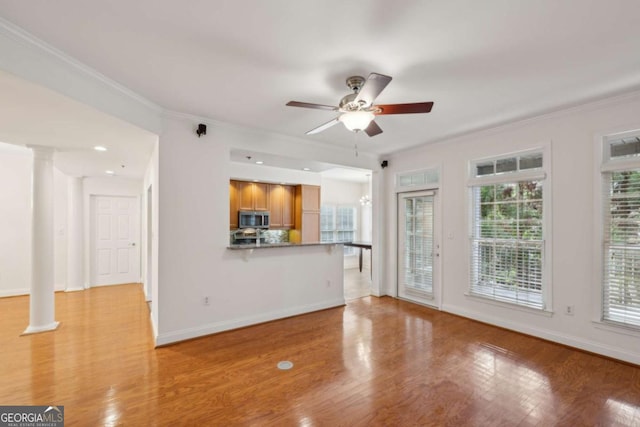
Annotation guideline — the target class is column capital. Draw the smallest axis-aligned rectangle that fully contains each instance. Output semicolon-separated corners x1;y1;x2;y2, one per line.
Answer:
26;145;55;159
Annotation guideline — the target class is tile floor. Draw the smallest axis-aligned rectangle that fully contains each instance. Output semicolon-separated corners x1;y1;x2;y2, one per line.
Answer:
343;267;371;300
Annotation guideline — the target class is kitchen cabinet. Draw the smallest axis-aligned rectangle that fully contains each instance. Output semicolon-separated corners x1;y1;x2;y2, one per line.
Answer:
268;184;295;229
229;181;239;229
282;185;294;227
230;180;294;230
235;181;268;211
295;185;321;242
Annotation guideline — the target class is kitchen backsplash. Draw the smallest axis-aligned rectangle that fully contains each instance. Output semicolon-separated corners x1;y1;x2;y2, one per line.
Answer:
229;229;289;244
262;230;290;243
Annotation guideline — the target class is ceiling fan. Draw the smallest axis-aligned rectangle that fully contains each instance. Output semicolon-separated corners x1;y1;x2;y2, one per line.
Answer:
286;73;434;137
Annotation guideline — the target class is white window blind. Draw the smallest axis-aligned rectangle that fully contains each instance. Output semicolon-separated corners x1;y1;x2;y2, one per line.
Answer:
469;150;547;310
320;206;335;243
321;205;357;255
401;194;435;298
602;170;640;327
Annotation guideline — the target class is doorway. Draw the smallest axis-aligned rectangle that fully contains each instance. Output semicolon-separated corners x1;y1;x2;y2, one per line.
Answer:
397;190;439;307
90;195;141;286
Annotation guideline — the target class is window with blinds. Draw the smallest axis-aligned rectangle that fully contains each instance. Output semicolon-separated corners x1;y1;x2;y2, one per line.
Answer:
320;205;357;255
469;150;547;310
602;169;640;328
401;194;435;299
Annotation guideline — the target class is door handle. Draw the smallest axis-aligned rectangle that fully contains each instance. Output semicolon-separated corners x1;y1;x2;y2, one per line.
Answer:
130;242;136;247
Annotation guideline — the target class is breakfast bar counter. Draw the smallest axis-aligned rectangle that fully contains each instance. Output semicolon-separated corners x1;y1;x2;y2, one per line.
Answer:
227;242;340;250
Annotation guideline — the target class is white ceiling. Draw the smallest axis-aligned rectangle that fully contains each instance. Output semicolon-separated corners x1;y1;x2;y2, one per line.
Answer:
1;0;640;170
230;149;371;182
0;69;156;178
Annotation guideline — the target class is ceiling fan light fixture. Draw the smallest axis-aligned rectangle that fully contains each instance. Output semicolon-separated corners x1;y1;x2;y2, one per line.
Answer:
339;111;375;132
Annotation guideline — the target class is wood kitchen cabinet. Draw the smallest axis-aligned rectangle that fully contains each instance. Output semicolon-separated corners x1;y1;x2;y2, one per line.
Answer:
230;180;294;230
268;184;295;229
235;181;268;211
229;181;239;229
295;185;321;242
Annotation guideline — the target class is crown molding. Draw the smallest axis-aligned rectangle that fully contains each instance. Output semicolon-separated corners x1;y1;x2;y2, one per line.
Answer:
387;88;640;159
0;16;163;113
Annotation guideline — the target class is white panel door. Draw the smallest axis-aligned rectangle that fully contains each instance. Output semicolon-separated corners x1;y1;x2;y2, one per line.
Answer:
398;191;439;307
92;195;140;286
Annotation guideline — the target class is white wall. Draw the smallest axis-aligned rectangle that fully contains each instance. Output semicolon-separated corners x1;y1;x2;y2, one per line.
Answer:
321;178;365;207
0;144;31;296
155;116;346;345
384;91;640;365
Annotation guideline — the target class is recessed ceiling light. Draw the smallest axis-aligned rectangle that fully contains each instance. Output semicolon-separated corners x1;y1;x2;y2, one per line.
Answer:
253;179;259;182
94;146;107;152
255;161;264;165
105;170;115;175
303;167;311;171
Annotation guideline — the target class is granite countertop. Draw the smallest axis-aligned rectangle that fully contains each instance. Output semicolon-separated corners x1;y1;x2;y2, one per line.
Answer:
227;242;342;250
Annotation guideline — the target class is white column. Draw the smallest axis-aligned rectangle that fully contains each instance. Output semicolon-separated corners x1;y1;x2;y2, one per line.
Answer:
66;176;84;292
24;145;59;334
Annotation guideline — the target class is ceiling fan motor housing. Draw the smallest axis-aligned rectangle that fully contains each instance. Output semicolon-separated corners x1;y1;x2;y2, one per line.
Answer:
341;76;368;111
346;76;366;93
339;93;361;111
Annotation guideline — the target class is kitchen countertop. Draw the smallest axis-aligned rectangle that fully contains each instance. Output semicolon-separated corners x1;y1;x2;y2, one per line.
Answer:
227;242;342;250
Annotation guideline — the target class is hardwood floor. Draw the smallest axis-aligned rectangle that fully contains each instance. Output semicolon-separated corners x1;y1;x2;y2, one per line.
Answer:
1;284;639;426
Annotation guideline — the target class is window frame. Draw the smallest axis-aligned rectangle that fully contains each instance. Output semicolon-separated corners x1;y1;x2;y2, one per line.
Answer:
597;129;640;331
467;146;552;313
320;204;358;256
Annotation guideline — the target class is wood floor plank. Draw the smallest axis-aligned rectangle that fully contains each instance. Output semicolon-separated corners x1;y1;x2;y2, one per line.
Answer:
0;284;639;426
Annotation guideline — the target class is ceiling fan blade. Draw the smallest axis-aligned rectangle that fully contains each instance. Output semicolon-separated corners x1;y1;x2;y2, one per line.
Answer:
286;101;338;111
306;117;340;135
364;120;383;137
354;73;392;106
375;102;434;115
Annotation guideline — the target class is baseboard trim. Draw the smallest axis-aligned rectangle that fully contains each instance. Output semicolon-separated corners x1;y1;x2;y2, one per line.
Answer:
22;321;60;335
0;288;29;298
155;298;346;347
442;303;640;366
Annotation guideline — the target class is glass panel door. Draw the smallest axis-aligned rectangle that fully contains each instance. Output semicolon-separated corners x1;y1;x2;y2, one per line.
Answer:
398;191;438;306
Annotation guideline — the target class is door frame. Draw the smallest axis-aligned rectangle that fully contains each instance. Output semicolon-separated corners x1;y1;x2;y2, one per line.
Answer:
145;185;153;302
396;189;442;309
89;194;141;287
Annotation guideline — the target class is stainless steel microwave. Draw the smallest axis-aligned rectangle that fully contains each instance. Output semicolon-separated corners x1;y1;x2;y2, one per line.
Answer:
238;210;270;229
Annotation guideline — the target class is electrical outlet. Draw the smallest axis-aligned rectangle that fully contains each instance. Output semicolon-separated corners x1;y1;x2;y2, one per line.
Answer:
203;296;210;306
565;305;574;316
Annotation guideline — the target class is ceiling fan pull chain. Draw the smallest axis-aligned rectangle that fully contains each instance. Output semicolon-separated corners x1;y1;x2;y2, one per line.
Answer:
354;131;359;157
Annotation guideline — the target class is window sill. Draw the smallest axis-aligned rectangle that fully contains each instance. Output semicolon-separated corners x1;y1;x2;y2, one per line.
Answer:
464;292;553;317
592;320;640;337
